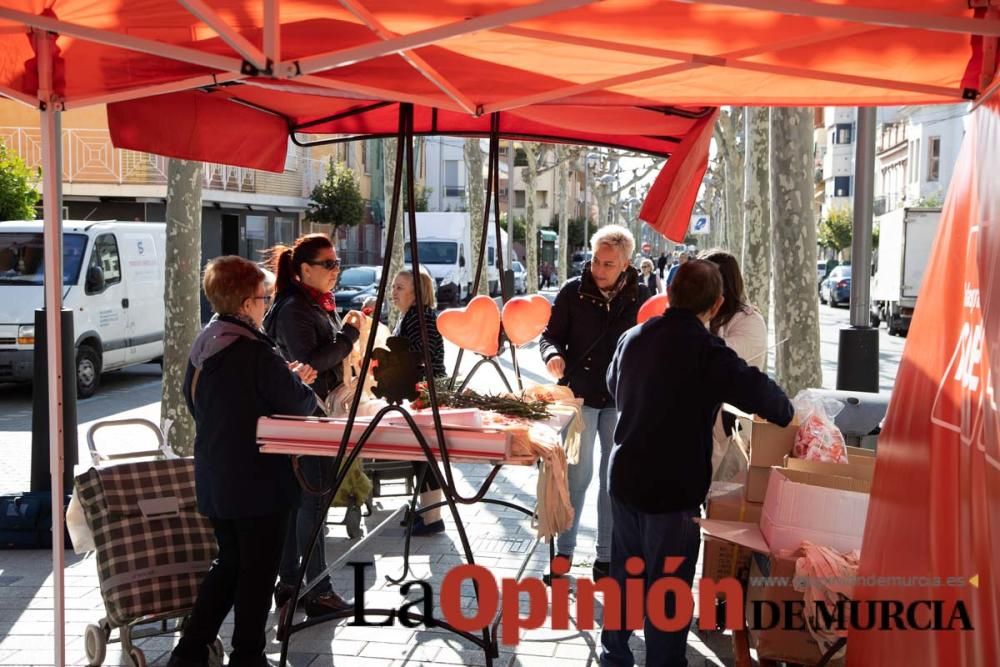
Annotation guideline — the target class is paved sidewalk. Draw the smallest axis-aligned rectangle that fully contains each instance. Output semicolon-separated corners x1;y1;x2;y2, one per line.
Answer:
0;461;736;666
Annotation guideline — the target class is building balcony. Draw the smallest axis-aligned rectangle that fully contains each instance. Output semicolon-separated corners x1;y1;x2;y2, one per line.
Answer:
1;126;257;194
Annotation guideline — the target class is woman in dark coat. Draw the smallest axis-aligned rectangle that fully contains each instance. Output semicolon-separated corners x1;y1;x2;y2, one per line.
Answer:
263;234;360;618
390;266;447;535
168;256;318;667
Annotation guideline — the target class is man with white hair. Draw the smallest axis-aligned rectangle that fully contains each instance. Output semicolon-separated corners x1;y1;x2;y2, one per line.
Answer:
540;224;650;581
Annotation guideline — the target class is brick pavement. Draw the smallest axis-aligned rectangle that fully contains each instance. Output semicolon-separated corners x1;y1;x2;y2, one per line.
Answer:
0;461;736;666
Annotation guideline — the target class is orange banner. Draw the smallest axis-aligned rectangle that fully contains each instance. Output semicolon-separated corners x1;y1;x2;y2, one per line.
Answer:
850;100;999;665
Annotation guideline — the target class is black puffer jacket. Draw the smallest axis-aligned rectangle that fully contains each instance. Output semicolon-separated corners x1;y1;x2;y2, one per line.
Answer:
539;263;649;408
263;284;360;400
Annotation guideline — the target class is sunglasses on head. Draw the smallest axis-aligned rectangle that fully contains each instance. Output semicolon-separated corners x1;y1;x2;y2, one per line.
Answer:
306;259;341;270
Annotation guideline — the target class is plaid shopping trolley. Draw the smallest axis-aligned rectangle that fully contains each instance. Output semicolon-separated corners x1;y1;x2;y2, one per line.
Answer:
74;458;222;667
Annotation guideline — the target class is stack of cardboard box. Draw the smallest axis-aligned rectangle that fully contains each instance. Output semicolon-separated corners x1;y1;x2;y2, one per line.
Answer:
700;417;878;666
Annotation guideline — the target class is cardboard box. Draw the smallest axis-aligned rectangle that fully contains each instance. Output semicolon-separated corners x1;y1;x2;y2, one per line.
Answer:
745;416;798;468
760;468;871;554
782;454;875;481
746;556;845;666
745;466;771;502
700;467;872;556
702;484;763;582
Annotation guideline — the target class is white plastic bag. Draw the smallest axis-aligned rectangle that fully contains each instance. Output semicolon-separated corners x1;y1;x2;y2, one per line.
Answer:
791;390;848;463
65;489;95;554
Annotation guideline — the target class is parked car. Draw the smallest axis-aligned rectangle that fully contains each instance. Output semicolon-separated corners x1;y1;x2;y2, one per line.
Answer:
334;265;388;321
569;251;592;277
820;265;852;307
511;261;527;294
817;260;828;286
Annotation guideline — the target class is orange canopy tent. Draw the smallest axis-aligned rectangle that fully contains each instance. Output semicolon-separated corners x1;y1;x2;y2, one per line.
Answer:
0;1;997;666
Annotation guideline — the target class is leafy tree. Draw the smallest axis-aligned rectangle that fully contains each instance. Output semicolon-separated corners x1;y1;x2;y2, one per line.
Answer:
818;206;853;253
407;183;431;212
305;158;365;228
0;140;39;220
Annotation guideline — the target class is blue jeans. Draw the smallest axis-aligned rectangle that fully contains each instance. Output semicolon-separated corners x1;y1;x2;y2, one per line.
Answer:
278;457;333;597
600;499;701;667
556;405;617;562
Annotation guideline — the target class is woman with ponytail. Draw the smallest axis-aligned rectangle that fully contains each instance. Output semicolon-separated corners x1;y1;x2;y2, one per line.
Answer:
262;233;362;619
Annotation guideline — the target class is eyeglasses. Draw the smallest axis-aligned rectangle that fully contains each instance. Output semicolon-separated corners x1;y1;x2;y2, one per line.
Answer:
306;259;341;271
250;295;273;306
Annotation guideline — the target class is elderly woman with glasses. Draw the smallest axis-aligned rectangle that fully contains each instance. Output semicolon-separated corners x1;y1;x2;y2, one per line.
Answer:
168;256;319;667
263;234;363;619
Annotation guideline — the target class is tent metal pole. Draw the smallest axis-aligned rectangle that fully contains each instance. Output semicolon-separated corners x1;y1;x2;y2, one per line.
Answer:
177;0;267;69
68;73;246;108
672;0;1000;38
35;27;66;667
264;0;281;66
295;0;599;75
0;8;243;72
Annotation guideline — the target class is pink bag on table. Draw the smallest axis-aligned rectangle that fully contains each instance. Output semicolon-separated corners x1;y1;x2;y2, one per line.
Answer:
791;390;848;463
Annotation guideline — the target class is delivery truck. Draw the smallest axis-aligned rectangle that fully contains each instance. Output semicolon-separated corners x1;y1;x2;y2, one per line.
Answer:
870;207;941;336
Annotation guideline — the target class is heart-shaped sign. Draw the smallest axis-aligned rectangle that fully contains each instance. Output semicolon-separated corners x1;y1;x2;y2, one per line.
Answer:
637;293;670;325
436;295;501;357
502;295;552;347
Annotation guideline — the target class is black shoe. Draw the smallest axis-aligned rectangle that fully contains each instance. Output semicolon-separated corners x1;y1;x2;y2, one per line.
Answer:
592;560;610;581
410;516;445;536
303;590;352;619
273;581;295;609
543;554;573;586
167;653;208;667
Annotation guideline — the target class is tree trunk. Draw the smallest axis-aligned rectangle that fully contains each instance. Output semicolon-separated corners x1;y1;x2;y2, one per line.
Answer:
464;138;489;295
383;138;406;330
770;108;822;396
556;146;570;284
715;109;745;255
743;107;772;333
161;159;203;456
523;144;540;294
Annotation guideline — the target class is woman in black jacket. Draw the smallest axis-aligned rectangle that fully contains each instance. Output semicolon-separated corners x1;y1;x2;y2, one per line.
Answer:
390;266;447;535
168;256;318;667
263;234;361;618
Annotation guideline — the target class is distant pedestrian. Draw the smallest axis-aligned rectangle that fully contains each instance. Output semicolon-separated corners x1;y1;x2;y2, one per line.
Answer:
639;258;662;295
665;252;689;288
656;252;668;279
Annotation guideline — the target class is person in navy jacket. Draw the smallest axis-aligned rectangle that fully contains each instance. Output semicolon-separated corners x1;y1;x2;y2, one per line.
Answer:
601;259;794;667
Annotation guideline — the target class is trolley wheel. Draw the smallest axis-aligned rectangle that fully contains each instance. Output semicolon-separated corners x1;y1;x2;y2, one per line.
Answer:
208;637;225;667
84;624;107;667
128;647;147;667
345;505;364;539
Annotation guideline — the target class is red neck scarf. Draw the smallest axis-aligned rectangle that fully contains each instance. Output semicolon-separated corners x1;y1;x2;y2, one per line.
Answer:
299;282;336;312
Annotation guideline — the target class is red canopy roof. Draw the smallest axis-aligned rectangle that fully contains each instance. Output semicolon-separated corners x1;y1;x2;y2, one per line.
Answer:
1;0;997;240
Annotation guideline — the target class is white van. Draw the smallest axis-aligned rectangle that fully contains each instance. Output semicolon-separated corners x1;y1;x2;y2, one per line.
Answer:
0;221;166;398
405;212;472;305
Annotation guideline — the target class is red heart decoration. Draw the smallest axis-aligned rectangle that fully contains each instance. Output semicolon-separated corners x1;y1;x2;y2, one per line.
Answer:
436;295;501;357
502;295;552;347
637;293;670;325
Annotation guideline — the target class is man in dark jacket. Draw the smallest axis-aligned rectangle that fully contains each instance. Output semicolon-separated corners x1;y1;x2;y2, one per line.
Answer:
600;260;794;667
540;224;650;581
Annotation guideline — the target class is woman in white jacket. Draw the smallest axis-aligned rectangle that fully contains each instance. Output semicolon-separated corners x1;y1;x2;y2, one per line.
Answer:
702;250;768;477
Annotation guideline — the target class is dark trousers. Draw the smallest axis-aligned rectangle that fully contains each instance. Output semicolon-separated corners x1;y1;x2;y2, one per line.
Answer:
413;461;442;492
600;499;701;667
172;512;289;667
278;457;333;596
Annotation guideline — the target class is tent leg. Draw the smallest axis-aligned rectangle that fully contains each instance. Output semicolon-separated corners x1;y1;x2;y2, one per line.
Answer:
35;27;67;667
